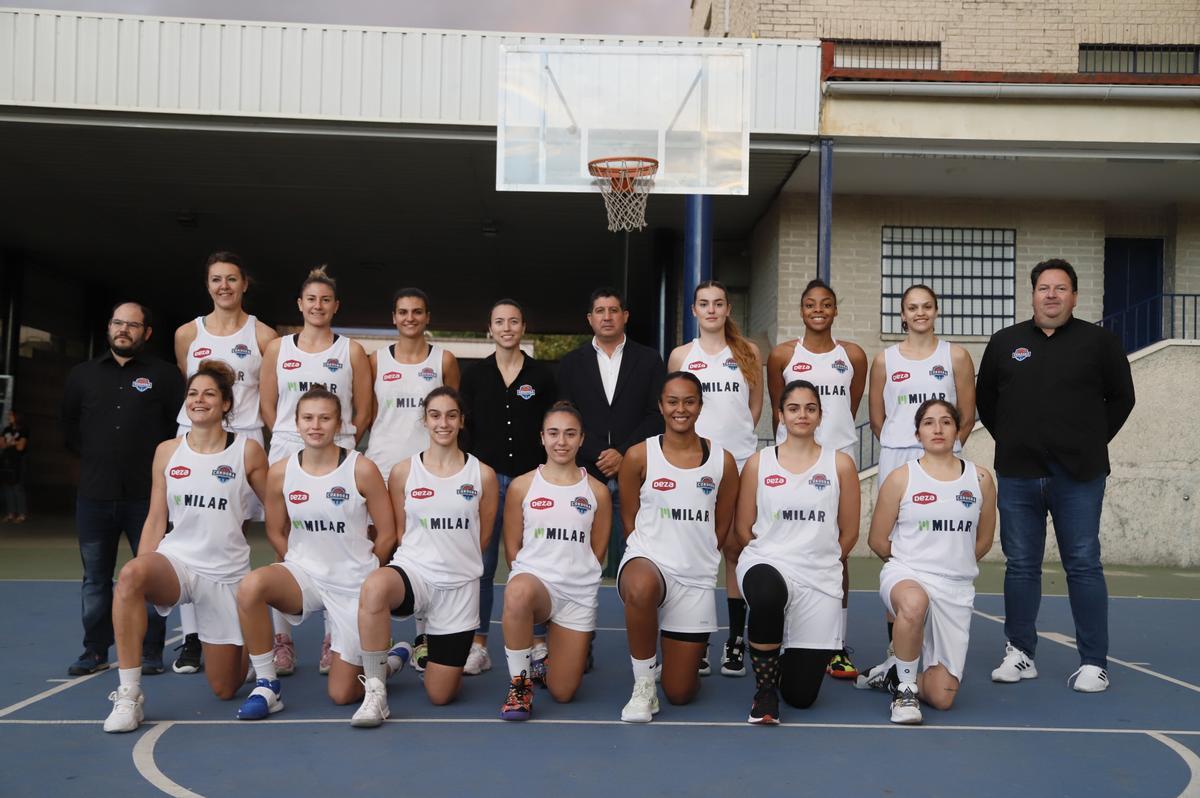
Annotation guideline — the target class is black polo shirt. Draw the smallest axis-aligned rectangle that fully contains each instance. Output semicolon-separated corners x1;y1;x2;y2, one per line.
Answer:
976;316;1135;481
61;350;185;500
460;353;557;478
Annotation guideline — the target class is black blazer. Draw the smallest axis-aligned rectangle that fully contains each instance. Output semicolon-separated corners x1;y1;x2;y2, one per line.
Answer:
557;338;666;481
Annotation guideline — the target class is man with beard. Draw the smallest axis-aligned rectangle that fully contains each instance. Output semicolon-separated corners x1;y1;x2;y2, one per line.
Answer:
61;302;184;675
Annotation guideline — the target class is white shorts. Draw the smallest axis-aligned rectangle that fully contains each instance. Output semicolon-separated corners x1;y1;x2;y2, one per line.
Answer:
617;554;718;635
735;561;843;650
275;561;363;666
879;560;974;681
154;554;245;646
507;568;597;633
268;431;356;465
388;563;479;637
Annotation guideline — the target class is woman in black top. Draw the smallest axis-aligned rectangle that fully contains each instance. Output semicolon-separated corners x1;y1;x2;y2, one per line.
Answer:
1;410;29;523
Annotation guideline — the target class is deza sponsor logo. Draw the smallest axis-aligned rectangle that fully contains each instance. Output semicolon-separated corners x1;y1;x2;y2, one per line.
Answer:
529;497;555;510
168;466;191;479
192;347;212;359
282;360;302;371
382;371;402;382
687;360;708;371
288;490;309;504
410;487;435;500
652;478;676;492
912;491;938;505
891;371;911;383
791;362;813;373
763;474;787;488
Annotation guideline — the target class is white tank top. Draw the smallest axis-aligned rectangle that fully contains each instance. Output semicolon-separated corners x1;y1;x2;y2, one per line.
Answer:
625;436;726;589
282;449;375;593
685;341;758;465
390;453;484;589
775;338;856;451
365;344;442;480
880;340;958;449
273;335;356;439
738;445;843;597
890;459;982;581
157;434;252;583
175;316;263;432
510;467;602;608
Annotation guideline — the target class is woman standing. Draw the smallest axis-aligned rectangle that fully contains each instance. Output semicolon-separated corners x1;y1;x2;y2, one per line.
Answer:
0;410;29;523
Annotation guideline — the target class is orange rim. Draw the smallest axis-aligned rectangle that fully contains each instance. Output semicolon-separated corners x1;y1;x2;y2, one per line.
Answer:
588;157;659;192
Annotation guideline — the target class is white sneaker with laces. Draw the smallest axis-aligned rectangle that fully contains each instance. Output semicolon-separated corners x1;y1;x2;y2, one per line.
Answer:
351;675;390;727
889;684;922;725
1068;665;1109;693
103;685;144;733
463;642;492;676
620;676;660;723
991;643;1038;683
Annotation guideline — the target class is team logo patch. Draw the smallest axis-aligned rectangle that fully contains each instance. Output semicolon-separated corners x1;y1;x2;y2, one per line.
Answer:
516;384;536;400
791;362;813;373
418;367;437;382
288;490;309;504
323;358;343;373
282;359;302;371
211;465;236;484
808;473;831;491
652;478;676;492
1011;347;1032;362
192;347;212;359
891;371;911;383
831;358;849;375
409;487;434;500
912;491;938;505
168;466;191;479
929;364;949;381
723;357;739;371
764;474;787;488
529;497;554;510
457;483;479;501
571;496;592;515
687;360;708;371
231;344;252;359
956;489;977;509
382;371;402;382
132;377;153;393
325;486;350;506
696;476;717;495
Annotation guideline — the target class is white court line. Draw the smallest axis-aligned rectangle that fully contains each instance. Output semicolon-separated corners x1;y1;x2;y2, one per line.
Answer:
45;679;71;683
1150;733;1200;798
972;610;1200;695
132;722;203;798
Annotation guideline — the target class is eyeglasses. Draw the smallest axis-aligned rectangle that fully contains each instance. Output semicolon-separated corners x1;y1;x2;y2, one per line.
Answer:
109;319;146;331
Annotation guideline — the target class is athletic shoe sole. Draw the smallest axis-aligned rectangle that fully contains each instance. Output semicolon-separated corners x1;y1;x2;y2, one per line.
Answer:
721;664;746;676
747;714;780;725
991;666;1038;683
172;662;201;674
68;662;110;677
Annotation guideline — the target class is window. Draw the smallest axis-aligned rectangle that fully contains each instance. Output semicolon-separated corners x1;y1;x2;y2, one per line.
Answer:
832;40;941;70
1079;44;1200;75
880;226;1016;336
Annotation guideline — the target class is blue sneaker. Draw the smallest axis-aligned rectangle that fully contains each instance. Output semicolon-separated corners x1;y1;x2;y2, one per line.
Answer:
236;678;284;720
67;650;109;676
141;652;165;675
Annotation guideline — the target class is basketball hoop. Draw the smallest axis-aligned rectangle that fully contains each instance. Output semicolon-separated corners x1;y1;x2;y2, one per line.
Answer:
588;157;658;233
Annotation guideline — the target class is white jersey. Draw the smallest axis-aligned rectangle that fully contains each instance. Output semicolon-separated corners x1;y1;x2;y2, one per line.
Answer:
510;467;601;608
282;449;375;593
273;334;356;439
624;436;725;589
365;344;442;480
684;340;758;465
890;459;982;581
738;445;843;598
157;434;252;583
775;338;856;450
175;316;263;432
880;340;958;449
390;453;484;590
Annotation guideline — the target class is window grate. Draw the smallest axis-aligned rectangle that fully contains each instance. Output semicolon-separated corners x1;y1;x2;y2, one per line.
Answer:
1079;44;1200;75
880;226;1017;337
832;40;941;70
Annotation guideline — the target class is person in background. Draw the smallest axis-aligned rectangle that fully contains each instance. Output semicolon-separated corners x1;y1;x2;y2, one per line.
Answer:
1;410;30;523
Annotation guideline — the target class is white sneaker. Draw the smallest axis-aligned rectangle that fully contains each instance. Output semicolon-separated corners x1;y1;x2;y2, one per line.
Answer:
991;643;1038;683
855;659;896;691
103;685;144;733
889;684;922;725
620;676;660;723
1068;665;1109;693
463;642;492;676
351;675;390;727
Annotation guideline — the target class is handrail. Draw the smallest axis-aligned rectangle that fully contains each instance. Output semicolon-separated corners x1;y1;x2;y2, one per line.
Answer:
1098;293;1200;353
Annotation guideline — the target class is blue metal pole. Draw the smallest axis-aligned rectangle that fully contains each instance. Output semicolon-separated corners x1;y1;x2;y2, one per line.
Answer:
818;138;833;285
683;194;714;342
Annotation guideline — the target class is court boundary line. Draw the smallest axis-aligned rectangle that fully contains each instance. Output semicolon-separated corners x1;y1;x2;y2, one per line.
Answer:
1149;733;1200;798
133;722;203;798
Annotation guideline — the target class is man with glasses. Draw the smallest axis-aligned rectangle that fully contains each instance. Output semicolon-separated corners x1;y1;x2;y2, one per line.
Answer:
61;302;184;675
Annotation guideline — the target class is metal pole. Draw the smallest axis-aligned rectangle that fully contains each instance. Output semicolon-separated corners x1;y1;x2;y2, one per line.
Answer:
818;138;833;285
683;195;713;342
657;263;668;359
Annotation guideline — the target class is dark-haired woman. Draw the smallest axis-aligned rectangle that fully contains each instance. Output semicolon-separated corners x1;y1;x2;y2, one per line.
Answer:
861;399;995;724
616;372;739;722
767;278;868;679
103;362;269;732
352;387;498;726
733;379;859;724
668;280;762;678
497;401;612;720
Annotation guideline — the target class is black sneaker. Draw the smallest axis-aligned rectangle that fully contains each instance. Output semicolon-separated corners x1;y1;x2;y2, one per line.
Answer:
721;637;746;677
172;633;203;674
748;686;781;725
698;654;711;676
141;651;165;675
67;650;109;676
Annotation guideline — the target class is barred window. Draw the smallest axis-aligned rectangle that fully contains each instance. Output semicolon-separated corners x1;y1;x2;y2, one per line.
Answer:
832;40;941;70
880;227;1016;336
1079;44;1199;75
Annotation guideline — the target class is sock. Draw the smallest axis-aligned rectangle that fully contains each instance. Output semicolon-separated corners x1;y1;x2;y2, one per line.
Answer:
841;607;849;649
362;649;388;684
750;647;781;691
895;656;918;686
727;598;747;642
118;666;141;691
887;622;894;642
250;651;277;683
631;655;656;681
271;609;290;637
415;618;427;637
505;647;532;680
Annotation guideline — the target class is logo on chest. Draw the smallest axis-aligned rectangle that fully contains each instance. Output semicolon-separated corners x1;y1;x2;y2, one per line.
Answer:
382;371;402;383
325;486;351;506
929;364;949;381
652;478;676;492
323;358;343;373
723;357;739;371
956;489;977;509
912;491;938;505
1011;347;1032;362
808;473;831;491
169;466;191;479
282;359;302;371
192;347;212;359
571;496;592;514
418;367;436;382
763;474;787;488
132;377;153;393
831;358;849;375
696;476;717;495
288;490;309;504
529;497;554;510
516;384;536;400
891;371;911;383
456;483;478;501
232;344;252;359
791;362;812;374
211;465;236;484
687;360;708;371
410;487;435;500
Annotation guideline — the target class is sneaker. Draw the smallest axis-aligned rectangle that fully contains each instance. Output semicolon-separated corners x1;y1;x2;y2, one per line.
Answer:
620;676;660;723
827;648;858;679
748;686;781;725
350;675;389;727
463;642;492;676
387;642;413;677
68;650;109;676
172;634;203;674
1068;665;1109;693
103;685;144;733
272;634;296;677
411;634;429;673
991;643;1038;683
141;652;165;676
890;684;922;724
721;637;746;677
530;641;549;686
855;661;898;692
500;673;534;721
698;648;711;677
318;634;333;675
236;678;284;720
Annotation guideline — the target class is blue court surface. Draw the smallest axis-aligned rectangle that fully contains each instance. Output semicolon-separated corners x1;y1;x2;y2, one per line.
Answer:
2;580;1197;797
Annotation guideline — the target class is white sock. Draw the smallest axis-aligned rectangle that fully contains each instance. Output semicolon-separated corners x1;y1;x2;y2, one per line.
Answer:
505;647;532;679
896;656;919;686
415;618;427;637
362;649;388;684
179;603;198;636
631;655;656;681
118;667;141;690
841;607;849;648
250;651;277;683
271;610;290;637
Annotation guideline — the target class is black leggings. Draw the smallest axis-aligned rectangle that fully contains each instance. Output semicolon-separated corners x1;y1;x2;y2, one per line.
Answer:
742;563;835;709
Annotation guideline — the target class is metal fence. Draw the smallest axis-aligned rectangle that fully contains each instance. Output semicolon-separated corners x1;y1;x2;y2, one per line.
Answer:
832;40;941;70
1099;293;1200;353
1079;44;1200;75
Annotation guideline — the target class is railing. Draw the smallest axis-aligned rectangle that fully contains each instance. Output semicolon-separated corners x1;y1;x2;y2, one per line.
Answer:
1099;293;1200;353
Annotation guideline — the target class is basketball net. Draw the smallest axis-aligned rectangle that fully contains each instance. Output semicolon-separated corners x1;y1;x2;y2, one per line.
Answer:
589;157;658;233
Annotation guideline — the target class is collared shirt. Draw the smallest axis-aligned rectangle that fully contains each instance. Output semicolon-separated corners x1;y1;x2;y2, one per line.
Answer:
61;350;184;500
460;353;557;478
976;315;1135;481
592;335;626;405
